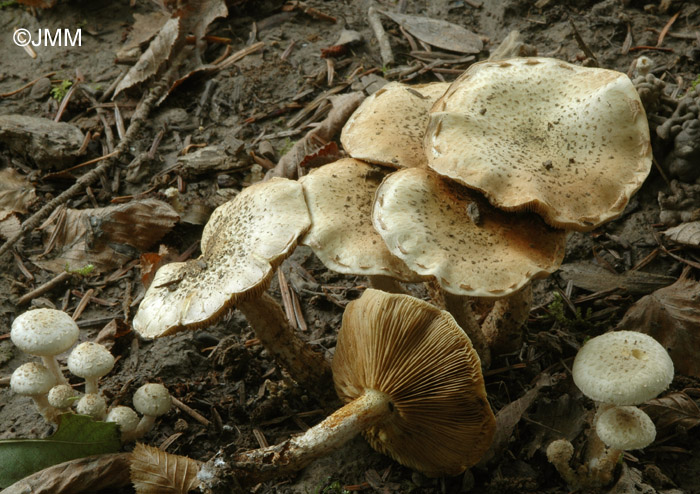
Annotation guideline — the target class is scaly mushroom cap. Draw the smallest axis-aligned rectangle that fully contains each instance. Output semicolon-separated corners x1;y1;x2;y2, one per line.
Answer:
76;393;107;419
67;342;115;380
10;362;56;396
133;383;172;417
106;406;140;433
572;331;674;406
341;82;450;169
426;57;652;231
48;384;77;409
300;158;421;281
11;308;79;356
372;167;567;297
596;406;656;450
332;289;495;476
132;178;311;339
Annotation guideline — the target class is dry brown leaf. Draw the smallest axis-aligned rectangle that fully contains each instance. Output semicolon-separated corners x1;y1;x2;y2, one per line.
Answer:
0;168;36;213
2;453;131;494
378;11;483;54
663;221;700;247
118;12;172;59
32;199;179;274
130;443;202;494
617;275;700;377
559;261;676;294
0;211;21;241
642;391;700;437
114;17;182;98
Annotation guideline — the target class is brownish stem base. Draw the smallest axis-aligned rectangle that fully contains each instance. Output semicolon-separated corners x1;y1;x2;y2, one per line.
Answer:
238;293;335;404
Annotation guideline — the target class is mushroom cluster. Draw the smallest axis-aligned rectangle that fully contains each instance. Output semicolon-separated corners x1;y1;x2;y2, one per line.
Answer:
9;307;171;442
547;331;673;489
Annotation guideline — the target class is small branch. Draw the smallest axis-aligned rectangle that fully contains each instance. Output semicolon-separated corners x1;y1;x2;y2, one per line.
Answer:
368;7;394;67
17;271;72;305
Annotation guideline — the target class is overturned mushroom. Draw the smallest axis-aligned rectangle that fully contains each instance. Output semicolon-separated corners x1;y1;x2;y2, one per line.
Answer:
373;167;567;361
198;289;495;489
299;158;422;293
133;178;332;399
426;57;652;231
341;82;450;169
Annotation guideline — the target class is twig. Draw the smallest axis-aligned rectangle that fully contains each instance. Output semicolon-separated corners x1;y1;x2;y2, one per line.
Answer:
0;75;170;260
568;18;598;66
216;41;264;70
657;11;680;47
17;271;72;305
0;72;56;98
171;396;211;427
368;7;394;67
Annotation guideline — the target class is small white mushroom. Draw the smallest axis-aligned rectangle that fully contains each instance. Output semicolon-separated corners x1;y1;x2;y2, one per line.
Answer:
10;362;57;422
596;406;656;451
132;383;172;439
11;308;79;385
106;406;140;442
67;342;115;394
47;384;77;412
76;393;107;419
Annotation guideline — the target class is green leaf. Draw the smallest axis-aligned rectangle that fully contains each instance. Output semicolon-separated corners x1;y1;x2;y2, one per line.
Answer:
0;414;120;488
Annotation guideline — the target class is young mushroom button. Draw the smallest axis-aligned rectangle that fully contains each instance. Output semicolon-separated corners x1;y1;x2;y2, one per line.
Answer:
67;342;115;395
132;383;172;439
10;362;57;422
11;308;79;385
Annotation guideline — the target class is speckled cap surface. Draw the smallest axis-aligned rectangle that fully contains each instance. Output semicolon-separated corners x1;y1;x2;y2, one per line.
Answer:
67;342;115;379
300;158;421;281
596;405;656;450
133;383;171;417
341;82;450;168
372;167;567;297
132;178;311;339
425;57;652;231
10;362;56;395
11;308;79;356
572;331;673;405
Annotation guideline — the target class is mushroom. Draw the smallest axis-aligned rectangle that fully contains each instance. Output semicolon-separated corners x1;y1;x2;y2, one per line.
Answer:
76;393;107;420
10;308;79;385
425;57;652;231
130;383;172;440
299;158;423;293
132;178;333;400
548;331;673;488
341;82;450;169
10;362;57;422
47;383;77;413
198;289;495;489
106;405;141;442
67;341;115;394
372;167;567;362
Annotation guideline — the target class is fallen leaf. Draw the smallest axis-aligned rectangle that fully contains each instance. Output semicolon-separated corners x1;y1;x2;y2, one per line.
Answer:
379;11;483;54
32;199;179;274
559;262;676;294
617;275;700;377
478;373;556;465
0;168;36;213
0;414;121;488
130;443;202;494
641;391;700;437
118;12;171;59
141;245;179;289
663;221;700;247
114;17;182;98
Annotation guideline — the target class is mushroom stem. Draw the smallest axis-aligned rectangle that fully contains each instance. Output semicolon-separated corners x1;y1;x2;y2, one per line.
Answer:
130;415;156;441
199;389;390;490
84;378;99;395
237;293;335;403
368;275;405;294
31;394;59;423
480;284;532;354
40;356;68;386
442;292;491;368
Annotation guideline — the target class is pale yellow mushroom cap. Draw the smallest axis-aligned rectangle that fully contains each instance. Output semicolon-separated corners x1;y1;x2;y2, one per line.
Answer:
572;331;673;405
341;82;450;169
596;406;656;450
372;167;567;297
300;158;421;281
132;178;311;339
333;289;495;476
426;57;652;231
